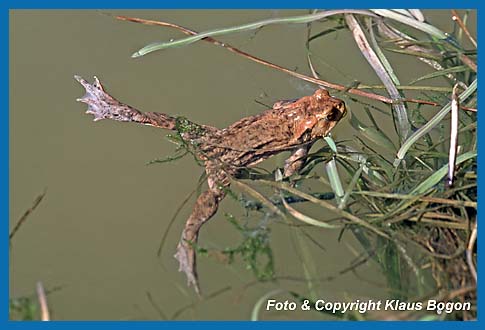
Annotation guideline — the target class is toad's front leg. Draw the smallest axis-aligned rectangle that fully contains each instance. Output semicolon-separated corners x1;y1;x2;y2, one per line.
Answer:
283;145;311;178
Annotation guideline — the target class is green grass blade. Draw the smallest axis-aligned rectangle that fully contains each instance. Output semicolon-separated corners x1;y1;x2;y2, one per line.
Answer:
346;14;410;140
339;162;365;210
368;17;401;85
282;196;341;229
407;10;425;22
231;180;286;219
350;113;396;152
250;290;285;320
258;180;390;239
409;65;469;85
326;158;344;200
323;136;337;153
394;78;477;166
410;151;476;195
383;47;442;61
132;10;375;57
338;145;389;183
294;228;320;301
371;9;448;39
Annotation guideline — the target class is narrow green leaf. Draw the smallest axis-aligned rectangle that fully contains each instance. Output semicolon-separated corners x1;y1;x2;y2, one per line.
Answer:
346;14;410;140
394;78;477;165
338;162;365;210
250;290;285;321
409;65;469;85
368;17;401;86
338;145;389;183
407;10;425;22
324;136;337;153
258;180;390;239
282;197;340;228
410;151;476;195
231;180;285;219
132;10;375;57
350;113;396;152
326;158;344;200
371;9;448;39
292;228;320;300
383;47;442;61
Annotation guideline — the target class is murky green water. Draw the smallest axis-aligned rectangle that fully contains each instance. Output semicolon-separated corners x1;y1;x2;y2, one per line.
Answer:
10;10;475;320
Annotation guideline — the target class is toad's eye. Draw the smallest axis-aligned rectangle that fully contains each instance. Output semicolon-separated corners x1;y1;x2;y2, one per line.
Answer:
325;104;346;121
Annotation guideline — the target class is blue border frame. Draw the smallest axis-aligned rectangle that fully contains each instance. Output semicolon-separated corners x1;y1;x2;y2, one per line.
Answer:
4;0;481;327
1;0;482;9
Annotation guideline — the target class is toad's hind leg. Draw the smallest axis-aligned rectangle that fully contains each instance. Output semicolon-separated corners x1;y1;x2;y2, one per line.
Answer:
75;75;177;129
174;167;228;294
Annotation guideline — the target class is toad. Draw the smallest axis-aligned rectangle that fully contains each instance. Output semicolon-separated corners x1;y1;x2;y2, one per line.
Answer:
75;75;346;294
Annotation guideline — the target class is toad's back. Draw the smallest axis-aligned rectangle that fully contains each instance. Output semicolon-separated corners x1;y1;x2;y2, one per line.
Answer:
199;109;297;168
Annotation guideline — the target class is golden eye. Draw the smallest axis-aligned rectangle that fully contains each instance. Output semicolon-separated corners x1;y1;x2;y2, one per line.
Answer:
325;105;346;121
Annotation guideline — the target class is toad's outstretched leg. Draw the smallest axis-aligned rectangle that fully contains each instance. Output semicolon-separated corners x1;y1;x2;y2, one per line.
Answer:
174;165;229;294
75;75;226;294
75;76;312;294
174;188;225;294
75;75;177;129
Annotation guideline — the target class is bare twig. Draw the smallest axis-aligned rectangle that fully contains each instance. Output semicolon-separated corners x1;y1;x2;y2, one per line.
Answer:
145;291;168;320
36;281;50;321
451;10;477;48
170;286;231;319
446;84;460;187
353;191;476;208
9;190;46;242
466;221;477;283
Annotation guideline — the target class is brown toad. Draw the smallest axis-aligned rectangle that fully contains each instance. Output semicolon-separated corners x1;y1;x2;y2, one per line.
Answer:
75;75;346;294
